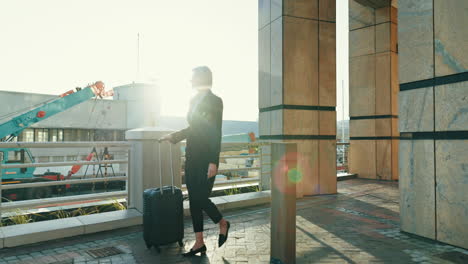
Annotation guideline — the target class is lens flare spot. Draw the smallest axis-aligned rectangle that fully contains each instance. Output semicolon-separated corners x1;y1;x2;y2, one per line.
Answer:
288;168;302;183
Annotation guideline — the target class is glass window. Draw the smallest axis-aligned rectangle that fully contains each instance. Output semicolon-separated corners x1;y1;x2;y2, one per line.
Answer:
89;130;95;141
49;129;58;142
76;129;90;141
0;152;4;162
51;156;64;162
63;129;73;141
67;156;78;161
7;150;22;163
58;129;64;141
21;129;34;142
38;156;50;163
35;128;49;142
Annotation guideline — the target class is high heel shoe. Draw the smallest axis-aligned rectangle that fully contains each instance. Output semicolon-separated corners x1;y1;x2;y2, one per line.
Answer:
218;221;231;247
182;245;207;257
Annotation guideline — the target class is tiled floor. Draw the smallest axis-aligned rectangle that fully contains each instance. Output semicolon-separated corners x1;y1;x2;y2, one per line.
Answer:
0;179;467;264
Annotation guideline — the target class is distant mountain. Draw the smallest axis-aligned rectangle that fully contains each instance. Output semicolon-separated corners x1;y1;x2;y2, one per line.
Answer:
158;116;258;136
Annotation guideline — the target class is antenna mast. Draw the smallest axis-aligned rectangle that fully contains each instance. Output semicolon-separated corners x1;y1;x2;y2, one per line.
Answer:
137;33;140;81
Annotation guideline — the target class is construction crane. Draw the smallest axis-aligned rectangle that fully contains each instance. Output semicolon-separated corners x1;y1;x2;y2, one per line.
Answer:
0;81;114;200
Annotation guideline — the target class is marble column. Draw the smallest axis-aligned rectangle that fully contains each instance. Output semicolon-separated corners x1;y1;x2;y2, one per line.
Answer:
258;0;337;197
348;0;399;181
398;0;468;249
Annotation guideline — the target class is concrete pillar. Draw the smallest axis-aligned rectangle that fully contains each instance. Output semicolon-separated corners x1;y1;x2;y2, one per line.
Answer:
125;127;182;212
348;0;399;180
259;0;337;197
270;142;297;264
398;0;468;249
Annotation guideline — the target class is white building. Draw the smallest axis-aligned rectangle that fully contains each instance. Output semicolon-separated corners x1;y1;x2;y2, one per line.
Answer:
0;83;160;174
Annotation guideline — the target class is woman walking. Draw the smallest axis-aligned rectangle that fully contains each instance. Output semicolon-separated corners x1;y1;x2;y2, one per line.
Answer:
160;66;230;257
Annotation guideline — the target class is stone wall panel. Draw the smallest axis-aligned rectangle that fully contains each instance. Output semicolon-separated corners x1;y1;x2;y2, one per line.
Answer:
398;0;434;83
259;26;271;108
350;119;375;137
434;0;468;76
283;110;318;135
376;23;390;53
350;54;376;116
271;17;283;106
436;140;468;248
271;109;283;135
399;139;436;239
349;140;376;179
376;52;391;114
399;88;434;132
350;26;376;57
319;22;336;107
349;0;375;30
284;0;318;19
435;81;468;131
283;16;319;106
319;140;337;194
319;111;336;135
376;140;392;180
259;0;271;29
319;0;336;21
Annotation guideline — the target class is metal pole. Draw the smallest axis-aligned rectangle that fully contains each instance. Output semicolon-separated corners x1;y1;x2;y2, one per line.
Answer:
126;149;131;206
137;33;140;80
158;142;163;190
170;144;174;194
259;145;263;191
342;79;346;172
0;163;2;219
342;79;345;143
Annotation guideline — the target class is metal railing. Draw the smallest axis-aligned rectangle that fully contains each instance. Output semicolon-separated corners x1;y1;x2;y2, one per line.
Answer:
180;141;351;192
0;140;351;213
180;141;262;192
0;141;130;214
337;142;350;173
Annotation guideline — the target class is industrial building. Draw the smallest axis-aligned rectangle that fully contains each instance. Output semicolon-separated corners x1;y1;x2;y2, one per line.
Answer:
0;83;159;175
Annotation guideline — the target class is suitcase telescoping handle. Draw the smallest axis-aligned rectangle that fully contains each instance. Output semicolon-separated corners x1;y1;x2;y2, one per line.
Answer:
157;141;175;194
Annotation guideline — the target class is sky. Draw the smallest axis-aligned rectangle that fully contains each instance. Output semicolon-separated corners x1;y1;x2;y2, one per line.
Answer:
0;0;348;122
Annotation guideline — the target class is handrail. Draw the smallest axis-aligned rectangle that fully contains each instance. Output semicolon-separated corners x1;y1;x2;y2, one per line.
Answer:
181;177;260;192
218;167;260;173
222;154;260;159
0;141;131;148
1;191;127;210
69;173;126;179
2;176;128;190
1;159;128;169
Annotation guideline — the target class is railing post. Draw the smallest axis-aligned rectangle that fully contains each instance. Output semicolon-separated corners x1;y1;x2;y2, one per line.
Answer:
270;142;297;264
125;127;182;212
0;163;2;219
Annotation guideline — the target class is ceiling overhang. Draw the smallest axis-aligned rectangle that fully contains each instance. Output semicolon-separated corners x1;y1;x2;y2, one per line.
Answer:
353;0;391;9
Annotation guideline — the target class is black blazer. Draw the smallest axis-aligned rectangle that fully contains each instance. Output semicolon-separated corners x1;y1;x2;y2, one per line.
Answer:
171;90;223;166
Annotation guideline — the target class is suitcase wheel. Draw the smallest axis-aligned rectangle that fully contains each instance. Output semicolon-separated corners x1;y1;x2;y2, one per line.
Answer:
178;240;184;247
145;242;152;249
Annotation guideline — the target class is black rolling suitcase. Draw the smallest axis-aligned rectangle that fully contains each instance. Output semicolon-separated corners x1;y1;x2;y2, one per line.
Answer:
143;143;184;252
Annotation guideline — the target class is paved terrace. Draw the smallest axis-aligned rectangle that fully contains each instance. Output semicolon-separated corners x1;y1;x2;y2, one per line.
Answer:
0;179;467;264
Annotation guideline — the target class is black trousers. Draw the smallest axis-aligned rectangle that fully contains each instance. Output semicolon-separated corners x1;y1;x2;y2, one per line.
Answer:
185;158;223;233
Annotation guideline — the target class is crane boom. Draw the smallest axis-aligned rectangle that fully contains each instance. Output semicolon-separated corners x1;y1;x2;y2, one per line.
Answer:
0;82;106;141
